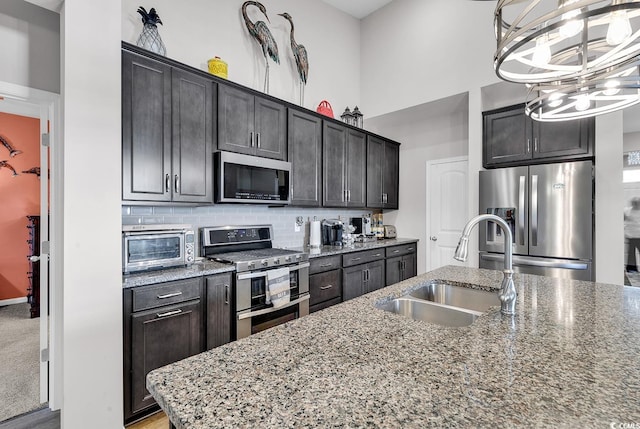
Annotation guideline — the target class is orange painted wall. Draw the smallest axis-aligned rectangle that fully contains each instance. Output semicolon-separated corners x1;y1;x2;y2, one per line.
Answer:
0;112;40;300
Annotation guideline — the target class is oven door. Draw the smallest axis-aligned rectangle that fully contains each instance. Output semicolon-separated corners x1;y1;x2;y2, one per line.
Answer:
235;262;309;339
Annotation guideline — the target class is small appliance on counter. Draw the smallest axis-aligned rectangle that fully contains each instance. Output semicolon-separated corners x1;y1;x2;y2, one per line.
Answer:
122;224;195;274
350;215;372;236
383;225;397;239
321;219;344;246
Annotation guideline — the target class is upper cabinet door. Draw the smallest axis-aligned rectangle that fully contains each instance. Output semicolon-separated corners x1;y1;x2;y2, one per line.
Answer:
288;108;322;206
217;84;255;156
483;105;531;168
122;51;172;202
323;121;347;207
255;96;287;160
383;141;399;209
171;69;215;204
532;117;593;160
346;129;367;207
366;136;384;208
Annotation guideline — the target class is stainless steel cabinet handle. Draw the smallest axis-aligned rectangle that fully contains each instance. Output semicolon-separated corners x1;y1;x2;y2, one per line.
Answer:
174;175;180;193
527;138;531;153
393;249;400;253
350;257;362;262
407;248;414;251
534;137;538;152
531;174;539;246
250;132;254;147
319;263;333;268
430;236;438;241
157;291;182;299
320;284;333;290
348;190;351;202
373;253;381;257
518;175;526;246
256;133;261;148
156;309;183;318
165;174;170;193
224;284;229;305
343;189;347;202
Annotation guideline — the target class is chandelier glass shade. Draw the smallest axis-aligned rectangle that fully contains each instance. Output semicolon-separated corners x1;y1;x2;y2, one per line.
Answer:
495;0;640;120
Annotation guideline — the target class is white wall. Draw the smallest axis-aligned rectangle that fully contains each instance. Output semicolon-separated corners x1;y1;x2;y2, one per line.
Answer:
366;93;469;274
0;0;59;93
121;0;361;114
61;0;122;427
360;0;497;118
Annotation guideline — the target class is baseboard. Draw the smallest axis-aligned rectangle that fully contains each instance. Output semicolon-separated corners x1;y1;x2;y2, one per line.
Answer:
0;297;28;306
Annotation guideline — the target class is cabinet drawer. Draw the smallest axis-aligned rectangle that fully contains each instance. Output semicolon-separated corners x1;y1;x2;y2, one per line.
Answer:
309;255;342;274
309;269;342;306
342;249;385;267
385;244;416;258
132;277;202;312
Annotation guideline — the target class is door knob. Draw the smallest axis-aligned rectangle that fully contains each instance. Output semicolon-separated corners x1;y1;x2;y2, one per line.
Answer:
430;236;438;241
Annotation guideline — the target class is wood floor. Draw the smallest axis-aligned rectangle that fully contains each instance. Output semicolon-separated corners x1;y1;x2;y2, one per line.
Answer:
128;411;169;429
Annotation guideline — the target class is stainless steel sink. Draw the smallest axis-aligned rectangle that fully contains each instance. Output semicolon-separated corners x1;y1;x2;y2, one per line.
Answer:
377;297;483;327
376;280;499;327
407;280;500;313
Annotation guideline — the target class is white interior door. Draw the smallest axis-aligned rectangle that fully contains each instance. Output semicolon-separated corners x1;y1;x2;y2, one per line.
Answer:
426;157;469;271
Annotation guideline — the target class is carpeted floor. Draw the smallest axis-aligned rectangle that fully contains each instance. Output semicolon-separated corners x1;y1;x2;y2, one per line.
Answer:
0;303;42;422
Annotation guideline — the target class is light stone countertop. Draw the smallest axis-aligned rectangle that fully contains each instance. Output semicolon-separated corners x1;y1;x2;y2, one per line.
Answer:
146;265;640;428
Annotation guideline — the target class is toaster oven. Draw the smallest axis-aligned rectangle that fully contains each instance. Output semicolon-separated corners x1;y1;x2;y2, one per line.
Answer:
122;224;195;273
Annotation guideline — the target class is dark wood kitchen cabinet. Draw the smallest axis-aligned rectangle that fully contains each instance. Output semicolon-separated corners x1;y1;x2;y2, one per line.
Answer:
367;136;399;209
483;104;594;168
123;278;204;423
205;273;232;349
217;83;287;160
288;108;322;206
342;249;385;300
122;49;214;203
323;122;367;207
385;244;417;286
309;255;342;312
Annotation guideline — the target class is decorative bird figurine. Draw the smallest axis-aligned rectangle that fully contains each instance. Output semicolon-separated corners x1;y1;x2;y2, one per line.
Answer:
242;1;279;93
22;167;41;178
0;135;22;158
278;12;309;106
0;160;18;177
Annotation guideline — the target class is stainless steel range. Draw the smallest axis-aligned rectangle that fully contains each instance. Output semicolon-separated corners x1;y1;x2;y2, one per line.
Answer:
200;225;309;339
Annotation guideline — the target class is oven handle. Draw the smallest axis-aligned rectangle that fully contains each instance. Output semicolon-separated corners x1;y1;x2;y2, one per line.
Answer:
236;262;310;281
237;294;310;320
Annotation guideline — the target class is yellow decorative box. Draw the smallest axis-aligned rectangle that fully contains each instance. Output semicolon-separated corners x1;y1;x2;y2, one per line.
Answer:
208;57;228;79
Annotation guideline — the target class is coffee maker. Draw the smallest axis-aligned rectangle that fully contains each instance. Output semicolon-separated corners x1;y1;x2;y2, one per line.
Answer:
321;219;344;246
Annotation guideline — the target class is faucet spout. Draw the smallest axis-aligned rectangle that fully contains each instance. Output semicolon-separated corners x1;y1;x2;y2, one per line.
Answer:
453;214;517;316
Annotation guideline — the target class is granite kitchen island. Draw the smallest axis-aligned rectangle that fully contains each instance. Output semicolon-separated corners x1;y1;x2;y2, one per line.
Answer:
146;266;640;428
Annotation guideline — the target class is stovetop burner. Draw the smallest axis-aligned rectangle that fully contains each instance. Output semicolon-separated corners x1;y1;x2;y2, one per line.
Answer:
200;225;308;272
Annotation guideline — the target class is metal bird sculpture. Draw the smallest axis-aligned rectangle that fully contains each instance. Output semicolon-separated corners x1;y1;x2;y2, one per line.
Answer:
0;160;18;177
242;1;279;93
278;12;308;106
0;135;22;157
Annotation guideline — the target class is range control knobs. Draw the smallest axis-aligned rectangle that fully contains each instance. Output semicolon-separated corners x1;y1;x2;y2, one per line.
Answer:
273;258;280;265
261;260;268;267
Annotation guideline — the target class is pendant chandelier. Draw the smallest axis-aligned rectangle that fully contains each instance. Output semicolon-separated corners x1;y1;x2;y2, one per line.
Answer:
494;0;640;121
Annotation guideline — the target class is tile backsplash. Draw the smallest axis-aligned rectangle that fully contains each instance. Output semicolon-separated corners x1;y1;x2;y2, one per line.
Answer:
122;205;375;250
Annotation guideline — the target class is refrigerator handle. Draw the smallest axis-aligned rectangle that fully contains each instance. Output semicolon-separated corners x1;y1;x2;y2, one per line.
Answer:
531;174;539;247
518;175;526;246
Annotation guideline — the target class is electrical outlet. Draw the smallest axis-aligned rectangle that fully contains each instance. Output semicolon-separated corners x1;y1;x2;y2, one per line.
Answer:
294;221;301;232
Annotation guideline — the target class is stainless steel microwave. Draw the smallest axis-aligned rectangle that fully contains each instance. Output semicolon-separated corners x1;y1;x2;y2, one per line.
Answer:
122;224;195;274
214;151;291;204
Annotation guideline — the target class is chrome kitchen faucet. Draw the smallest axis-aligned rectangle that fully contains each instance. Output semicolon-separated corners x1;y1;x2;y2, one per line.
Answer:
453;214;517;316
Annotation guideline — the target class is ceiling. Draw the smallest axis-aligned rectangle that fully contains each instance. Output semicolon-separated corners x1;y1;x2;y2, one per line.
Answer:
321;0;394;19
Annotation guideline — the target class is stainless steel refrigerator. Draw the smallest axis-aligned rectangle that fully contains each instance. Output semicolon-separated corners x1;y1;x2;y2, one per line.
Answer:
479;160;593;281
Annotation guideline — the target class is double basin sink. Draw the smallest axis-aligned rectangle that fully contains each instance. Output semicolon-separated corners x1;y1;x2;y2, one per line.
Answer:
376;280;500;327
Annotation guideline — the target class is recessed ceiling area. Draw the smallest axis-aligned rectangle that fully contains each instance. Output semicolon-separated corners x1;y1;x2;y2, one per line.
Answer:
321;0;394;19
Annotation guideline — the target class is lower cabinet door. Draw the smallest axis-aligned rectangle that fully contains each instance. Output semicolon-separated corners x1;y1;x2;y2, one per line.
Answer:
309;269;342;307
130;300;202;415
403;254;417;280
342;265;365;301
205;273;232;349
386;256;402;286
365;260;385;293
